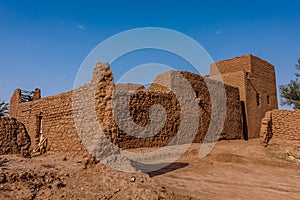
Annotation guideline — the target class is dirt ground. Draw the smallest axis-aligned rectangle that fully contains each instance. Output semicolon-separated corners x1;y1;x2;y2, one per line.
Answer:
151;139;300;200
0;138;299;200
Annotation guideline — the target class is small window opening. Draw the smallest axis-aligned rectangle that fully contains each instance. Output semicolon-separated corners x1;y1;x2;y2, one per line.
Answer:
267;95;270;105
245;72;250;79
39;117;43;135
38;115;47;154
256;93;260;106
36;115;43;143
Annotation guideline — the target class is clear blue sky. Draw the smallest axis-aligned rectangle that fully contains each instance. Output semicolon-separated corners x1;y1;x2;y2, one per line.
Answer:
1;0;300;106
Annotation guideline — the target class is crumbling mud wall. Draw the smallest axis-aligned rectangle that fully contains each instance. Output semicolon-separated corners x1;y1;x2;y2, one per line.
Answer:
95;65;243;149
179;71;243;141
0;117;31;156
10;61;243;155
261;110;300;152
111;89;182;149
9;88;88;156
259;111;273;147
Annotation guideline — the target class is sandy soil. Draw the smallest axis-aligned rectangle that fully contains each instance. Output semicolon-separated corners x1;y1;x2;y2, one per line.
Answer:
151;139;300;200
0;153;191;200
0;138;299;199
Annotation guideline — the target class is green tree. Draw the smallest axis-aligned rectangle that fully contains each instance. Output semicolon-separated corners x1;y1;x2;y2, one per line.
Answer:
0;100;9;116
279;58;300;109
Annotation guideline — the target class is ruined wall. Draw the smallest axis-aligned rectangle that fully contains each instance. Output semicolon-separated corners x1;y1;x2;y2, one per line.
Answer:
10;62;243;155
95;67;243;149
94;65;180;149
260;109;300;153
0;117;31;156
9;87;88;156
180;71;242;141
210;54;278;138
115;90;182;149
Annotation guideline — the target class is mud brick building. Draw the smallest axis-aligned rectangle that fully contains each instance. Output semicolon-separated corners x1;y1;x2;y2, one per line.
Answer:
210;54;278;139
9;54;278;156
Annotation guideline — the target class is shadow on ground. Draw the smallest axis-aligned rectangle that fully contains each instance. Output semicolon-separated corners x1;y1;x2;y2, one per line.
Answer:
131;161;189;177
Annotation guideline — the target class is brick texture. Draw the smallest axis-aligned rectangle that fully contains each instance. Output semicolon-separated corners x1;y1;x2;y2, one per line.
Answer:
9;54;278;157
0;117;31;156
270;110;300;152
94;66;243;149
210;54;278;138
10;62;244;156
9;88;88;156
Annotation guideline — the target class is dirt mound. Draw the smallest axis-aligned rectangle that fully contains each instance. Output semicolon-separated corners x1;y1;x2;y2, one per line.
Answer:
1;139;299;199
211;153;249;163
100;154;141;173
0;154;191;200
0;117;31;157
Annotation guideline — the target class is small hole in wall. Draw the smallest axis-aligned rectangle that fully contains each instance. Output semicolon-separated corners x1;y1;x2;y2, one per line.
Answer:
267;95;270;105
256;93;260;106
245;72;250;79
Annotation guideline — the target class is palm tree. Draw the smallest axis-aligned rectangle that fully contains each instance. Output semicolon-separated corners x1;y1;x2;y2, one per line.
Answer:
0;100;9;116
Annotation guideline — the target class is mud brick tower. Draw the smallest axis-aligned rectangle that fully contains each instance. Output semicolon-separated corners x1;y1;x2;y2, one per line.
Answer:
210;54;278;139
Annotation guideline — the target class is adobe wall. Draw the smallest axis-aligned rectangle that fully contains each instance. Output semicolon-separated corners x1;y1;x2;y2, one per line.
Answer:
95;66;243;149
210;55;252;75
210;71;246;102
9;89;88;156
0;117;31;156
272;110;300;140
10;62;243;156
113;89;182;148
210;54;278;139
260;110;300;153
179;71;242;141
246;56;278;137
94;65;183;149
